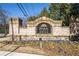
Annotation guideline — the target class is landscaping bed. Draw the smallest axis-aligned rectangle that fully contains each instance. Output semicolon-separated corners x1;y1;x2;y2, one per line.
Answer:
0;41;79;56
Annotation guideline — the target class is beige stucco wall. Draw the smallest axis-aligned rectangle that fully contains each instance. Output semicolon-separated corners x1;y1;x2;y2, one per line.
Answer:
8;17;70;41
53;27;70;36
9;23;19;35
27;16;62;27
26;27;36;35
20;28;27;35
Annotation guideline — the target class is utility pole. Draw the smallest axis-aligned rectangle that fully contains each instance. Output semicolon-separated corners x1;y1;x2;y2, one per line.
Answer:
11;18;14;42
3;17;7;35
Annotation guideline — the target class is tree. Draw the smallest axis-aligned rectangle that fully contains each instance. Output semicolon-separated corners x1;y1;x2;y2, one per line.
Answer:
69;4;79;41
0;6;8;34
39;8;49;17
70;4;79;18
60;4;71;26
49;3;61;20
27;16;38;21
49;3;71;26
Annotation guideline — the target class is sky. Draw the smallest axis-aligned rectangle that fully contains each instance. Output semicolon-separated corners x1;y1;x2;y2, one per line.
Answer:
0;3;49;18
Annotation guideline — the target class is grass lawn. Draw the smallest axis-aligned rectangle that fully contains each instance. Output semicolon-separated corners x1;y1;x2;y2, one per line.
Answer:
0;41;79;56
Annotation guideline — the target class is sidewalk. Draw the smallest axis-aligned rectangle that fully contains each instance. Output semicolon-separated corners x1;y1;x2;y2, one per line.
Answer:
0;51;42;56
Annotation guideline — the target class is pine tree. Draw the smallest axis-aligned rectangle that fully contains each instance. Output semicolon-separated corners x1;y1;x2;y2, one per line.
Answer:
39;8;49;17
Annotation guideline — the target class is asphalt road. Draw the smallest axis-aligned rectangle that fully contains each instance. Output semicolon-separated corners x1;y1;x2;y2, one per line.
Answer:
0;51;42;56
